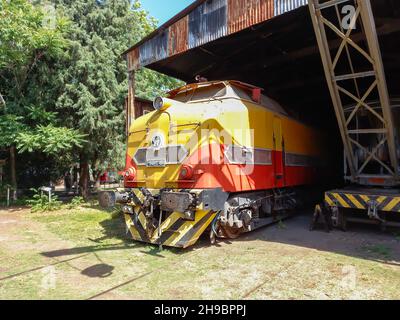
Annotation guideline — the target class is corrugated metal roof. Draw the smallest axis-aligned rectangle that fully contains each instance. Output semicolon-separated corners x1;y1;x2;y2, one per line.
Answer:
168;16;189;56
139;30;169;66
122;0;207;56
274;0;308;16
125;0;310;69
188;0;228;49
228;0;274;34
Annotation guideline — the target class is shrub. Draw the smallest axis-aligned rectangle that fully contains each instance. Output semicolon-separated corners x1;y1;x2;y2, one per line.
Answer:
27;188;62;212
67;196;85;209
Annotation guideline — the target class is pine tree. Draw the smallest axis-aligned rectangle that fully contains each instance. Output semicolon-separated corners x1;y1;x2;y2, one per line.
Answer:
52;0;182;198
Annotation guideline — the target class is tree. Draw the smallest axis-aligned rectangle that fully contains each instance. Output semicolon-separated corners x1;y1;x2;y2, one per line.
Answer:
0;0;85;193
1;0;184;198
52;0;182;198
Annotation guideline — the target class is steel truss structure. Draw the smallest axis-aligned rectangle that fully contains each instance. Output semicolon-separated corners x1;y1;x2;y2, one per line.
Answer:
309;0;399;186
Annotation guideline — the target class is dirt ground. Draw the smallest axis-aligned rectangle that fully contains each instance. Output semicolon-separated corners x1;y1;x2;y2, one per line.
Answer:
0;205;399;300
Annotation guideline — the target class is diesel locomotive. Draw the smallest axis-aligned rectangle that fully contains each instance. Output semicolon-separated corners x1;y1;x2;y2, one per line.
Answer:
100;81;329;248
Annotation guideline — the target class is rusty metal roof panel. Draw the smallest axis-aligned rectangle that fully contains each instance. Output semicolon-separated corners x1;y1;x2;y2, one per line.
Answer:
228;0;274;34
168;16;189;57
274;0;308;16
139;30;169;67
126;0;311;69
188;0;228;49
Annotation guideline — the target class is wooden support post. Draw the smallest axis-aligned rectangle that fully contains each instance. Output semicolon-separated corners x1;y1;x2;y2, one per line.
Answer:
127;70;136;137
10;146;17;200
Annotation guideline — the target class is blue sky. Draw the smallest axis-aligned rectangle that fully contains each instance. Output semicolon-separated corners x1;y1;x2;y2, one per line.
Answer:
139;0;196;25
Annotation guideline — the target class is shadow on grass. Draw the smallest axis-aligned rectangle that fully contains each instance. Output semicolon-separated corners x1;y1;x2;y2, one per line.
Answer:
40;211;192;259
227;210;400;266
81;263;114;278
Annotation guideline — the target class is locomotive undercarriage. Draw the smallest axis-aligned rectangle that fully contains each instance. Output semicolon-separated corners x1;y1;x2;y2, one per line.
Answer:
100;187;307;248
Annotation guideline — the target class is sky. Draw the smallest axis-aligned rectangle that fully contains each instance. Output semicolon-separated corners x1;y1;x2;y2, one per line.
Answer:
139;0;196;26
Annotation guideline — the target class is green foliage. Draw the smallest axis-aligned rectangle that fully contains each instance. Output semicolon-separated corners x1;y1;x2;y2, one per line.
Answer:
0;0;75;189
26;188;62;212
0;0;185;191
136;69;183;100
26;106;57;124
67;196;85;209
0;115;26;147
111;206;123;218
0;0;69;95
53;1;137;168
52;0;182;177
0;0;68;69
17;125;86;154
363;244;392;259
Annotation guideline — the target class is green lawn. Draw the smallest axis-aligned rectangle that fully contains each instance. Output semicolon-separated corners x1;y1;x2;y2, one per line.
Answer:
0;204;399;300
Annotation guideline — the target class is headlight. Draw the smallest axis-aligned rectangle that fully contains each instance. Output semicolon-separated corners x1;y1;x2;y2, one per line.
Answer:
153;96;164;110
153;97;172;111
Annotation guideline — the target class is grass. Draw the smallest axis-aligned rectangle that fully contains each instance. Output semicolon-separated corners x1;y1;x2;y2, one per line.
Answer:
361;244;392;259
0;205;399;299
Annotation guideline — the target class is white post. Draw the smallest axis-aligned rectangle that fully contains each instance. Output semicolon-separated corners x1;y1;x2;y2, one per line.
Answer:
6;188;10;207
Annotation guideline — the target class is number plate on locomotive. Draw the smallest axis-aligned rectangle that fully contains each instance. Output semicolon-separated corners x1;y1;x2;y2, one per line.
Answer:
146;159;166;167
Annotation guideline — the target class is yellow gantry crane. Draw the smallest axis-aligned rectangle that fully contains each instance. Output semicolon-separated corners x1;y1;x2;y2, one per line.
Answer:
309;0;400;229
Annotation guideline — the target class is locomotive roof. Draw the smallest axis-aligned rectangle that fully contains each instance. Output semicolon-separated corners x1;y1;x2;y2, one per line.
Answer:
168;80;288;115
167;80;261;97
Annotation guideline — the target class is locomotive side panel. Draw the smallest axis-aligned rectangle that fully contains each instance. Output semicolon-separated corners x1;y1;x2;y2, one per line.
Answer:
281;117;324;187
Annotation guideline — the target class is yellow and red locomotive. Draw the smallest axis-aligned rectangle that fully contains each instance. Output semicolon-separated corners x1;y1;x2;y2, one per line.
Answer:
103;81;328;248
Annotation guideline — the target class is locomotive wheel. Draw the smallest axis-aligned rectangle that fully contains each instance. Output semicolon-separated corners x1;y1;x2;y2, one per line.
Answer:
221;226;242;239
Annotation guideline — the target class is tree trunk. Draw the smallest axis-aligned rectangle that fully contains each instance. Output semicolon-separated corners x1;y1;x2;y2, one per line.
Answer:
79;161;90;200
9;146;17;200
94;171;101;189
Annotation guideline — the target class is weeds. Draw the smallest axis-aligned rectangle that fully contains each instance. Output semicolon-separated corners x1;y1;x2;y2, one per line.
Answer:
363;244;392;258
111;206;123;218
26;189;62;212
66;196;85;209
